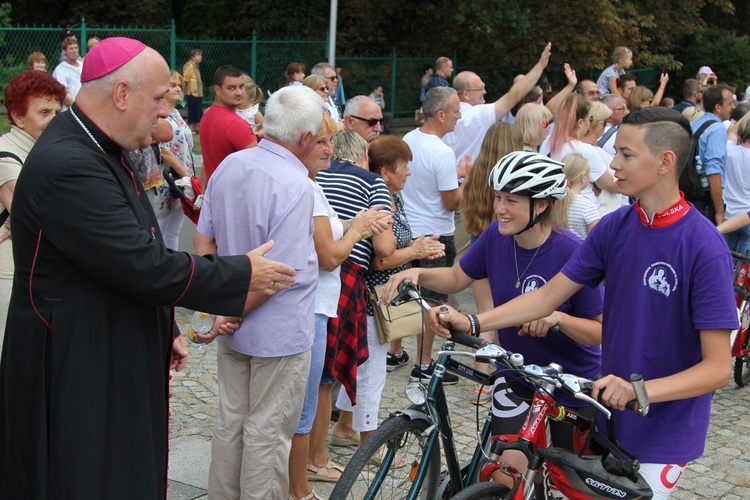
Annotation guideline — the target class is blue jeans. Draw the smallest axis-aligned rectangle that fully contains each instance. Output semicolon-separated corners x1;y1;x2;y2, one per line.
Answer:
296;313;328;434
725;224;750;255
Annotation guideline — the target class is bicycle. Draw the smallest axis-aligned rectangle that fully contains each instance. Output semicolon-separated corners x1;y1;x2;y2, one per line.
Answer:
449;360;652;500
730;251;750;387
330;280;501;499
329;281;650;499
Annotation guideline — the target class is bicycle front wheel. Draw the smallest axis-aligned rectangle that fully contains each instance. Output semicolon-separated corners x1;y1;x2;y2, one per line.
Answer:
330;415;440;499
449;481;511;500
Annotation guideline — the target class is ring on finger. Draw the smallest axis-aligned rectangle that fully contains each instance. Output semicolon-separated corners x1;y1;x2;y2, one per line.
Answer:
271;280;279;290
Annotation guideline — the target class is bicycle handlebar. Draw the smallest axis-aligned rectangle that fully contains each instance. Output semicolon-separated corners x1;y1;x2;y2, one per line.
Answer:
391;280;649;418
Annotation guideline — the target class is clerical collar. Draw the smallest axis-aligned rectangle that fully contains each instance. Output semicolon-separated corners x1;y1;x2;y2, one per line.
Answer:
635;192;690;228
69;103;122;157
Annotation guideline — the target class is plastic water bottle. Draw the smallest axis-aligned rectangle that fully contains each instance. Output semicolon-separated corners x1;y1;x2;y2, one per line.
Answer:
696;155;709;191
187;311;214;348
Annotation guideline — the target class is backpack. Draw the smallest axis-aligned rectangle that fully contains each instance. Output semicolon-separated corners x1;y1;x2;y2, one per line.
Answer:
0;151;23;226
679;120;715;201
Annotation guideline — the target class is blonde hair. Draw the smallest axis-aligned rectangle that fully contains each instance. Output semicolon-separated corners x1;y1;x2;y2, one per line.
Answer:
555;153;591;229
626;86;654;111
461;123;524;237
169;70;183;87
612;46;632;65
515;103;552;150
334;130;369;161
242;74;263;106
589;101;612;123
320;113;337;136
303;75;327;91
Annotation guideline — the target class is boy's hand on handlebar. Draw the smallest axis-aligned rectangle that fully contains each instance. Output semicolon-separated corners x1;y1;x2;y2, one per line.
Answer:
592;374;636;412
518;312;560;337
429;304;470;338
382;271;421;303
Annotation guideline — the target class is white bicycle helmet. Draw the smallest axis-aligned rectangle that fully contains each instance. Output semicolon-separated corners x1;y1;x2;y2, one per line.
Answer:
489;151;567;200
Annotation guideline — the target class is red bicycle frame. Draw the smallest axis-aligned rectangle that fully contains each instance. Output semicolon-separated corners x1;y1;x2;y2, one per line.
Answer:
478;390;593;489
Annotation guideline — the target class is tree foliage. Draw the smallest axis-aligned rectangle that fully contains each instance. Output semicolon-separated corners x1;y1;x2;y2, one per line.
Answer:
6;0;749;86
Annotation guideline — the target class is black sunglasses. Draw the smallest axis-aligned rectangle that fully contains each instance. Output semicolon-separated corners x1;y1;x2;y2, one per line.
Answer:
349;115;385;127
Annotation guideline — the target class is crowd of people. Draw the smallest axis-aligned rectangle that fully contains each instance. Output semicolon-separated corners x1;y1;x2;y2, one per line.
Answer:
0;36;744;500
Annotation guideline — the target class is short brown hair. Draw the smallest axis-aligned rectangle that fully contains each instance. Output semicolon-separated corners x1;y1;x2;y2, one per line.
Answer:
368;136;412;175
61;36;78;50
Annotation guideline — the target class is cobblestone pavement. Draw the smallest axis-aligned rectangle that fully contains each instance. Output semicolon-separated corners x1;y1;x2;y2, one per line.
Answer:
169;304;750;499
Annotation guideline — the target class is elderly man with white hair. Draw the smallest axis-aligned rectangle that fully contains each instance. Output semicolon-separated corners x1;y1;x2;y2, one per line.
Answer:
343;94;385;141
194;85;325;499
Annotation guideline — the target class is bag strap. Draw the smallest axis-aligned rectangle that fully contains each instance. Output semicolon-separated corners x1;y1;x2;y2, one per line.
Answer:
597;124;619;148
0;152;24;226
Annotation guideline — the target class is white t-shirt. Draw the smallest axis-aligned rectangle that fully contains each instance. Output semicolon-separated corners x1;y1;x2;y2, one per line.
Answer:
540;138;607;204
401;129;458;236
724;141;750;218
590;146;629;215
325;97;340;122
442;102;496;164
310;180;342;318
52;60;82;110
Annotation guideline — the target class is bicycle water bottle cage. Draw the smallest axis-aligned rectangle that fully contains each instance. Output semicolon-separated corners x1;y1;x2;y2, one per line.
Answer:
539;447;653;499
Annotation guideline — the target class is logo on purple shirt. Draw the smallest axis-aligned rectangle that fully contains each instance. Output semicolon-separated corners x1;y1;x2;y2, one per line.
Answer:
643;262;678;297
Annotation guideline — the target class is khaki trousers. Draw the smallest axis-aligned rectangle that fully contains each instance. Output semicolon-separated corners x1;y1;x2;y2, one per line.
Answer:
208;343;311;500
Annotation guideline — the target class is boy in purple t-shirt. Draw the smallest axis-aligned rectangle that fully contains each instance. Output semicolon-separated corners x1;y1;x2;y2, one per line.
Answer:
426;107;738;498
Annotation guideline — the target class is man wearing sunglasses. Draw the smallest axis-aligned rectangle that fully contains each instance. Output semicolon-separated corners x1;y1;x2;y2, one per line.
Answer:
311;62;342;120
343;95;384;141
673;79;705;114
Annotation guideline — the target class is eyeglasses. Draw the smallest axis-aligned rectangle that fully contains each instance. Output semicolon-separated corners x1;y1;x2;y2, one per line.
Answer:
325;75;339;81
318;87;328;92
611;106;627;112
349;115;385;127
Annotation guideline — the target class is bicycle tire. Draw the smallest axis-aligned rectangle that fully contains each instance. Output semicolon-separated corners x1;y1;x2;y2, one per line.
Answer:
449;481;511;500
329;415;440;499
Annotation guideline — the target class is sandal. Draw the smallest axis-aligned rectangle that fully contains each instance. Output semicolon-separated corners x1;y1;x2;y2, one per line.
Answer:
368;446;409;468
330;432;360;447
306;460;344;483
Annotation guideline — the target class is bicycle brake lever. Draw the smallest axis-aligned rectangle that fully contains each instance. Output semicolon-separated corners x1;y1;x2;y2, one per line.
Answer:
574;391;612;419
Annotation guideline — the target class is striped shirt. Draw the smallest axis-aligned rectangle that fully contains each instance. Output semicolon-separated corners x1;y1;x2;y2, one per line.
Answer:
317;160;392;271
567;194;600;240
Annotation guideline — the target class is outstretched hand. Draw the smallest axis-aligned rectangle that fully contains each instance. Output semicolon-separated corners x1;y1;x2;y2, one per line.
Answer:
246;240;296;294
564;63;577;87
539;42;552;69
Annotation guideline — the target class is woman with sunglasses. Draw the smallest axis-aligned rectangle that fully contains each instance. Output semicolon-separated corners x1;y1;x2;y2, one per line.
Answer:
304;75;345;131
541;93;617;204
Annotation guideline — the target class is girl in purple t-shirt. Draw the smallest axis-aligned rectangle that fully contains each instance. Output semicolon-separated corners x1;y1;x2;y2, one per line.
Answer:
384;151;604;487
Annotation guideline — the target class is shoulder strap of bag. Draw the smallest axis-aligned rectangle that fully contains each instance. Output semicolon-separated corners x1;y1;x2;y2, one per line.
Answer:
597;124;619;148
0;151;24;225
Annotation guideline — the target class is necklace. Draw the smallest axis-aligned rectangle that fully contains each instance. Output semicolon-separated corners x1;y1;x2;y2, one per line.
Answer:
513;238;543;289
69;108;104;153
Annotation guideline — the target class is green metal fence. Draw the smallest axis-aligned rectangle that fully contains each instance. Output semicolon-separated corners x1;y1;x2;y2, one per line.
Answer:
0;18;657;117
